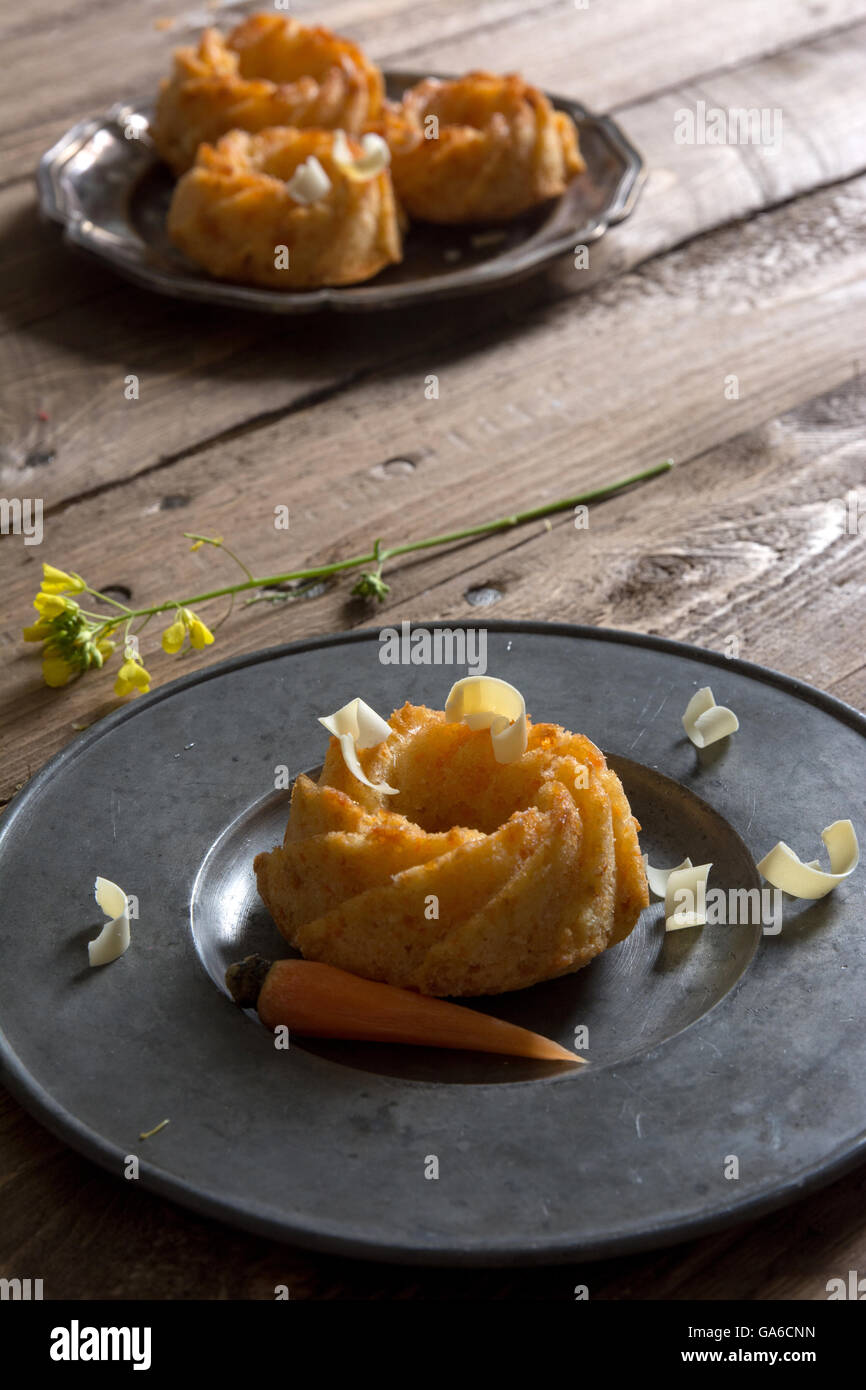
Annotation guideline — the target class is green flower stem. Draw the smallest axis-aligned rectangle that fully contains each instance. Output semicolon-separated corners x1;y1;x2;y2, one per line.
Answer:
90;460;672;622
378;461;673;561
82;586;129;613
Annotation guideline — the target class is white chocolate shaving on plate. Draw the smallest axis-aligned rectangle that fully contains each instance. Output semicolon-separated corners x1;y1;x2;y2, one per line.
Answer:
664;862;712;931
445;676;528;764
682;687;739;748
332;130;390;179
88;876;131;966
756;819;859;900
319;697;398;794
642;854;693;899
287;155;332;204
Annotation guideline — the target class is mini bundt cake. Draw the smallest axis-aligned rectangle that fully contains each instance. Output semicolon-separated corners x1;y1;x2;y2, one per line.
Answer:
255;699;648;997
167;127;403;289
373;72;584;223
152;13;385;174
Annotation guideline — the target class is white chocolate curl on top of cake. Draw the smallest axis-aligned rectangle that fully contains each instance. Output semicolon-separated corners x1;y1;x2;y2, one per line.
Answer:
319;697;398;794
444;675;528;764
286;155;332;204
332;129;391;179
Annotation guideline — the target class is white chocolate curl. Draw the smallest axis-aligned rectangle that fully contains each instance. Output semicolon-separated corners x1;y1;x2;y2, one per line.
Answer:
287;155;332;204
319;697;398;795
682;687;739;748
88;876;131;966
664;862;713;932
445;676;528;764
643;855;710;930
757;820;859;900
643;854;693;899
332;129;390;179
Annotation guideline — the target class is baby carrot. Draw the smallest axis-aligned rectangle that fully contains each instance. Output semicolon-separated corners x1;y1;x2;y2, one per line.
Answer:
226;955;583;1065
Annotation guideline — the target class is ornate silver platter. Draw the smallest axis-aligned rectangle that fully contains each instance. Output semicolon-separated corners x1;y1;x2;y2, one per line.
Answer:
36;75;645;314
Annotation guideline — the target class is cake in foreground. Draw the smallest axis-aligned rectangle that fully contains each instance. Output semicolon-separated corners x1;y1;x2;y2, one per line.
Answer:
255;687;648;996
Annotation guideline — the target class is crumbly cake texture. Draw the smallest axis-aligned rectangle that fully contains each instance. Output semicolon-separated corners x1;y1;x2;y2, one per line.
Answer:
254;702;648;997
153;13;385;174
370;71;584;223
167;127;403;289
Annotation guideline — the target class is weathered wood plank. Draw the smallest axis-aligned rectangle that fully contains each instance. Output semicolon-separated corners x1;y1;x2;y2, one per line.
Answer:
368;375;866;710
405;0;866;113
3;25;866;509
4;0;866;188
2;174;864;799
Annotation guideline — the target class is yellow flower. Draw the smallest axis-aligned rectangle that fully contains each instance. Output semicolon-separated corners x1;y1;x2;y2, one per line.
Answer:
96;638;115;660
42;653;76;687
161;615;187;654
114;657;151;698
22;619;53;642
40;564;85;595
34;592;77;619
187;613;214;650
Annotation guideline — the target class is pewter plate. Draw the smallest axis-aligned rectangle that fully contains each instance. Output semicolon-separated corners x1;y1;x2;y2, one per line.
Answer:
36;76;644;313
0;622;864;1266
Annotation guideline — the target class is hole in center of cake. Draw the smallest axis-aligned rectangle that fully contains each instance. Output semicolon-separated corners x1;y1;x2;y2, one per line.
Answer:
385;756;542;835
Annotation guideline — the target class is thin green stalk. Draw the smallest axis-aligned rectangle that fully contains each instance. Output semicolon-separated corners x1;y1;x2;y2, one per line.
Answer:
379;461;672;561
96;459;673;620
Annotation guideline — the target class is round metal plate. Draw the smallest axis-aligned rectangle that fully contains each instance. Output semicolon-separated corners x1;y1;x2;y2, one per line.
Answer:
36;77;645;313
0;622;863;1265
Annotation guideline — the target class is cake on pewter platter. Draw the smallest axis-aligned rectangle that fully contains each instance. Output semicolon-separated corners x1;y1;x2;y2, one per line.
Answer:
153;12;585;289
375;72;585;224
167;127;404;290
152;13;385;175
254;677;649;998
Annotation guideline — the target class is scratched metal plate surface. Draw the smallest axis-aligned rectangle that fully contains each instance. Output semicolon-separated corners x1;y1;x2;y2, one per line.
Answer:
0;623;864;1265
35;76;644;313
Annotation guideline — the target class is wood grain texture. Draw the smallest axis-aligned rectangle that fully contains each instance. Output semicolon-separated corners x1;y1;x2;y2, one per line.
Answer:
1;0;865;1302
4;0;866;184
2;171;864;799
3;21;866;510
369;373;866;708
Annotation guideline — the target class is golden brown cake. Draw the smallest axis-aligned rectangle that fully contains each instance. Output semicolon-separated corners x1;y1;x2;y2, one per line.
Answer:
152;13;385;174
373;72;584;223
167;127;403;290
255;701;648;997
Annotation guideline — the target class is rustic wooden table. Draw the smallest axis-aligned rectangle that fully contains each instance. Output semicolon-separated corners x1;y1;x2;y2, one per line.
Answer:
1;0;865;1300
